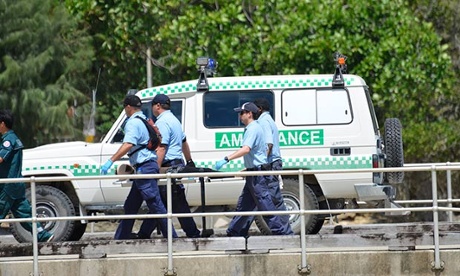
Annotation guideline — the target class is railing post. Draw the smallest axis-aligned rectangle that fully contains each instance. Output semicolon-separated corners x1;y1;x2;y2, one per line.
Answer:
430;166;444;272
30;176;39;276
297;169;311;275
165;173;176;276
446;162;453;223
90;213;95;233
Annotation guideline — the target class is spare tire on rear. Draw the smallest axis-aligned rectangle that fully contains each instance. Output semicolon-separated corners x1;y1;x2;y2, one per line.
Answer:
384;118;404;184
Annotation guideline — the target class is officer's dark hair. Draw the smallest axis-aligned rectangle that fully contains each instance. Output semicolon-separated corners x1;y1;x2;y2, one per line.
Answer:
254;98;270;111
160;103;171;110
0;110;14;129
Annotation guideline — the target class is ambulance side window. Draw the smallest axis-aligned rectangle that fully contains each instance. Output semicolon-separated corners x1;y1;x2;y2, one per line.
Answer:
112;119;128;143
203;91;274;128
142;100;183;123
111;100;183;143
281;88;352;125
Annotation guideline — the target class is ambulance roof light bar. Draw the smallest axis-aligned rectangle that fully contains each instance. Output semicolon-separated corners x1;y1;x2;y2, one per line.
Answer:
196;57;217;92
332;52;347;88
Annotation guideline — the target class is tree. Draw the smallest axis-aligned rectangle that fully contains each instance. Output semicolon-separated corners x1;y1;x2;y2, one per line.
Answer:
411;0;460;71
0;0;93;147
401;0;460;205
66;0;457;164
65;0;168;135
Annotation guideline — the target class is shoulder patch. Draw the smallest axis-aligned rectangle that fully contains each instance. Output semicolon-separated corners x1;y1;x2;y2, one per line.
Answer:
2;141;11;148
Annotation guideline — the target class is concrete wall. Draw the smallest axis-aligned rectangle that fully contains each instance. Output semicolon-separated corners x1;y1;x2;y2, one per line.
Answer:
1;250;457;276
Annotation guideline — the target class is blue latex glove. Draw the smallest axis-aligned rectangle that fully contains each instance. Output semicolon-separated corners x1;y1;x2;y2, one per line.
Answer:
101;160;114;175
215;159;228;171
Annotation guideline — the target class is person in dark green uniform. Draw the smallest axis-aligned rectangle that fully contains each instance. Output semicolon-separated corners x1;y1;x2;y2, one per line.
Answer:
0;110;53;242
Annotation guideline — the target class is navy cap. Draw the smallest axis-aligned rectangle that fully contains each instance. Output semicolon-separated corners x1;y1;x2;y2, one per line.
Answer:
123;95;142;108
152;94;171;105
233;102;259;113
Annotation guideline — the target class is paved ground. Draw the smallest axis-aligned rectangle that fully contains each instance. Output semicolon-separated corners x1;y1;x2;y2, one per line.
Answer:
0;215;251;244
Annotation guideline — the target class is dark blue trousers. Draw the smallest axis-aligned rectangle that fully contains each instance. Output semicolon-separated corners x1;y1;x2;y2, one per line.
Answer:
114;160;177;239
138;159;200;238
267;160;292;231
227;161;293;236
227;170;290;237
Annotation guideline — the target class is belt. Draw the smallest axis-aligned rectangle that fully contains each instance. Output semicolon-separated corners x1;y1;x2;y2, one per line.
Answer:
247;164;270;171
133;159;155;169
270;159;282;170
162;159;183;167
271;159;282;165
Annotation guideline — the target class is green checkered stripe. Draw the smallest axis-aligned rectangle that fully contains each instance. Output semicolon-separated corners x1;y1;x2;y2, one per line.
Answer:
25;164;104;176
282;155;372;170
24;155;372;176
139;76;356;98
195;160;246;172
195;155;372;172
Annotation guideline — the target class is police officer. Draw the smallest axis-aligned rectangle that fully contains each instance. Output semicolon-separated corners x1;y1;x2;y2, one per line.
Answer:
136;94;200;238
254;98;293;233
215;102;291;236
0;110;54;242
101;95;177;240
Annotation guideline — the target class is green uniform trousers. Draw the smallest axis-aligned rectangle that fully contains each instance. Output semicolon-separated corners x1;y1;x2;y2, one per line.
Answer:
0;191;51;241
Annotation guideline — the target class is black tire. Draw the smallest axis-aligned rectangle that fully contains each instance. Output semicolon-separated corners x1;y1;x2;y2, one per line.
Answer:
254;178;323;235
10;185;77;243
67;220;87;241
384;118;404;184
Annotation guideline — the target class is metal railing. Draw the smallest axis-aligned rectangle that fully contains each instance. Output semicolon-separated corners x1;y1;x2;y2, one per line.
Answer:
1;164;460;275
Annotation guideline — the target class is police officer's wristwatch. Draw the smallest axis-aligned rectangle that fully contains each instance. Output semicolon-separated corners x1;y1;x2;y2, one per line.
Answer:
224;156;229;162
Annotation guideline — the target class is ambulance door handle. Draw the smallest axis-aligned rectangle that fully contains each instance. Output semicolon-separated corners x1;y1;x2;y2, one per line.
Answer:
112;179;133;187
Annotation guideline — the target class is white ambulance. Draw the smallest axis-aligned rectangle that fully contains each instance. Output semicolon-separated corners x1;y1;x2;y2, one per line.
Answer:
15;55;404;242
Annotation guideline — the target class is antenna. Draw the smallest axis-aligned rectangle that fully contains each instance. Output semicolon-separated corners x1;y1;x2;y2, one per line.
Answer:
84;67;102;142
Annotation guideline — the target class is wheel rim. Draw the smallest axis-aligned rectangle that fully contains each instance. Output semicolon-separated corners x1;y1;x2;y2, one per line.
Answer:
36;201;58;230
283;194;300;224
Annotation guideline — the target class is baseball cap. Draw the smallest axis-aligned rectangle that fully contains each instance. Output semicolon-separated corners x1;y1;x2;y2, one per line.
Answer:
152;94;171;105
233;102;259;113
123;95;142;108
253;98;270;111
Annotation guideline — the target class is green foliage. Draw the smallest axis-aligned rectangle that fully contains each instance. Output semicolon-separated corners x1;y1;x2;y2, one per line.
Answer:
410;0;460;71
66;0;457;165
0;0;93;147
65;0;169;136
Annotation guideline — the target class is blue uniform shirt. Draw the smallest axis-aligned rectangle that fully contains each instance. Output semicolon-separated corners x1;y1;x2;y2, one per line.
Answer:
0;130;26;199
155;110;185;162
257;111;281;163
123;111;157;165
242;121;267;168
